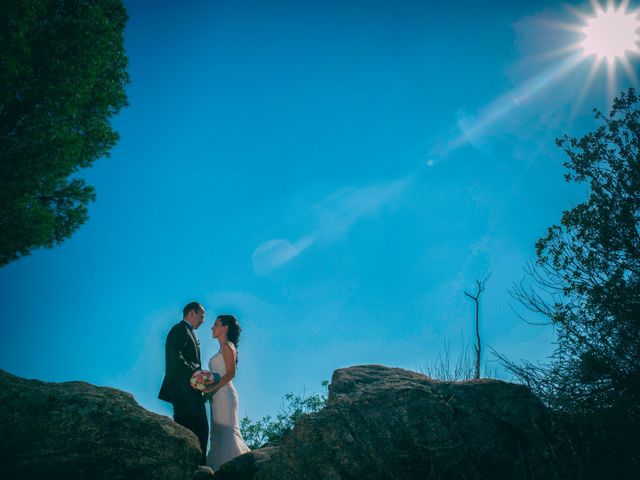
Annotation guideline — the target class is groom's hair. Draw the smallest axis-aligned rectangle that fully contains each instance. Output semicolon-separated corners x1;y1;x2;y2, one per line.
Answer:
183;302;203;318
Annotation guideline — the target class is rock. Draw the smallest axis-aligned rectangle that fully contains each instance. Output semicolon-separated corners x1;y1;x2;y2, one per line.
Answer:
223;365;552;480
213;447;278;480
193;465;215;479
0;369;201;480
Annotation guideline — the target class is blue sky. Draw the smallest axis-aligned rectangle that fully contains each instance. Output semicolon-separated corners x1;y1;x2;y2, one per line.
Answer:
1;0;639;421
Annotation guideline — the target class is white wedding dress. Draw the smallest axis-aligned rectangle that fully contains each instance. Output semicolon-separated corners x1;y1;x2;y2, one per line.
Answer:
206;342;250;469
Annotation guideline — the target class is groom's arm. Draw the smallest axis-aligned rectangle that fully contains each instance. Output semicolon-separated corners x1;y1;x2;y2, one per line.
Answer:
168;327;199;374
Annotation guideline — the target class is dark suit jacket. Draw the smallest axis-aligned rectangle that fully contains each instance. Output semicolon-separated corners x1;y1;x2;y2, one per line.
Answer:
158;321;204;407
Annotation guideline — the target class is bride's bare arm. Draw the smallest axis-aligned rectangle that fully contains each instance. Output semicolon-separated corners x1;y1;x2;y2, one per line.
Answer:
203;343;236;393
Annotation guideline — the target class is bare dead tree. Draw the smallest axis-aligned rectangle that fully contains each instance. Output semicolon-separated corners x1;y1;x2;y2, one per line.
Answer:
464;273;491;380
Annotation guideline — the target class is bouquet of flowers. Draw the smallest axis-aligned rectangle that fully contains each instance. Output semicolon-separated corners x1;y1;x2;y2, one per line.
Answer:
190;370;220;399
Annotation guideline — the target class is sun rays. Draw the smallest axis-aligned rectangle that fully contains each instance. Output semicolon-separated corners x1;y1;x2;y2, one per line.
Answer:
438;0;640;156
581;4;640;60
553;0;639;104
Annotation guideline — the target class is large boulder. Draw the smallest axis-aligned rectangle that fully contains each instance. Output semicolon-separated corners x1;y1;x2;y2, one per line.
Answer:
0;369;200;479
220;365;553;480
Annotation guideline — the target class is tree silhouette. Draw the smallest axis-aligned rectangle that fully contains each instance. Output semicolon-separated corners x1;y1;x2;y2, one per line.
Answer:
504;89;640;418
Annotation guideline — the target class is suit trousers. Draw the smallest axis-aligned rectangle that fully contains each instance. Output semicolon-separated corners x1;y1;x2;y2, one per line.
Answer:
173;398;209;465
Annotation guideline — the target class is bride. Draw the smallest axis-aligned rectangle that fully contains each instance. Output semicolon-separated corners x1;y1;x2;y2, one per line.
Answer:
203;314;250;469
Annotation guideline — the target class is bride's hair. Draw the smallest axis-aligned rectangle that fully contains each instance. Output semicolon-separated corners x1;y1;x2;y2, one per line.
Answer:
217;314;241;345
218;315;241;363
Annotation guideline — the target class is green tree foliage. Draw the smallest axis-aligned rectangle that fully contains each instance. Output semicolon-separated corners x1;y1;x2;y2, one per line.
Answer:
240;382;328;450
0;0;129;266
500;90;640;478
507;89;640;416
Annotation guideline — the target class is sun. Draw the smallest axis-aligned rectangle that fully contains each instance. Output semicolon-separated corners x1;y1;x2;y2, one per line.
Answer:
581;3;640;62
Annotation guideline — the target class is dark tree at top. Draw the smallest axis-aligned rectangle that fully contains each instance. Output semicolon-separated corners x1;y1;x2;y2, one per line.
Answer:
0;0;129;266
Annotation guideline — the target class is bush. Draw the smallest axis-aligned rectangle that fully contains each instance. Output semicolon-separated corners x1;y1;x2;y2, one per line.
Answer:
240;381;328;450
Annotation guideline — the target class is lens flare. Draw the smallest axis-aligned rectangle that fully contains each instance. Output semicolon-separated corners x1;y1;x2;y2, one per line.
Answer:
581;5;640;61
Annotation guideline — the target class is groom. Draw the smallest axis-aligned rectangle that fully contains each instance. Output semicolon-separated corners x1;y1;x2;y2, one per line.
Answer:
159;302;209;465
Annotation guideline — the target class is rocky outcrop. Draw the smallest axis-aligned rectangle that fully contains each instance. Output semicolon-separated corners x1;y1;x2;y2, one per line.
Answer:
0;369;200;480
0;366;553;479
220;365;552;480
